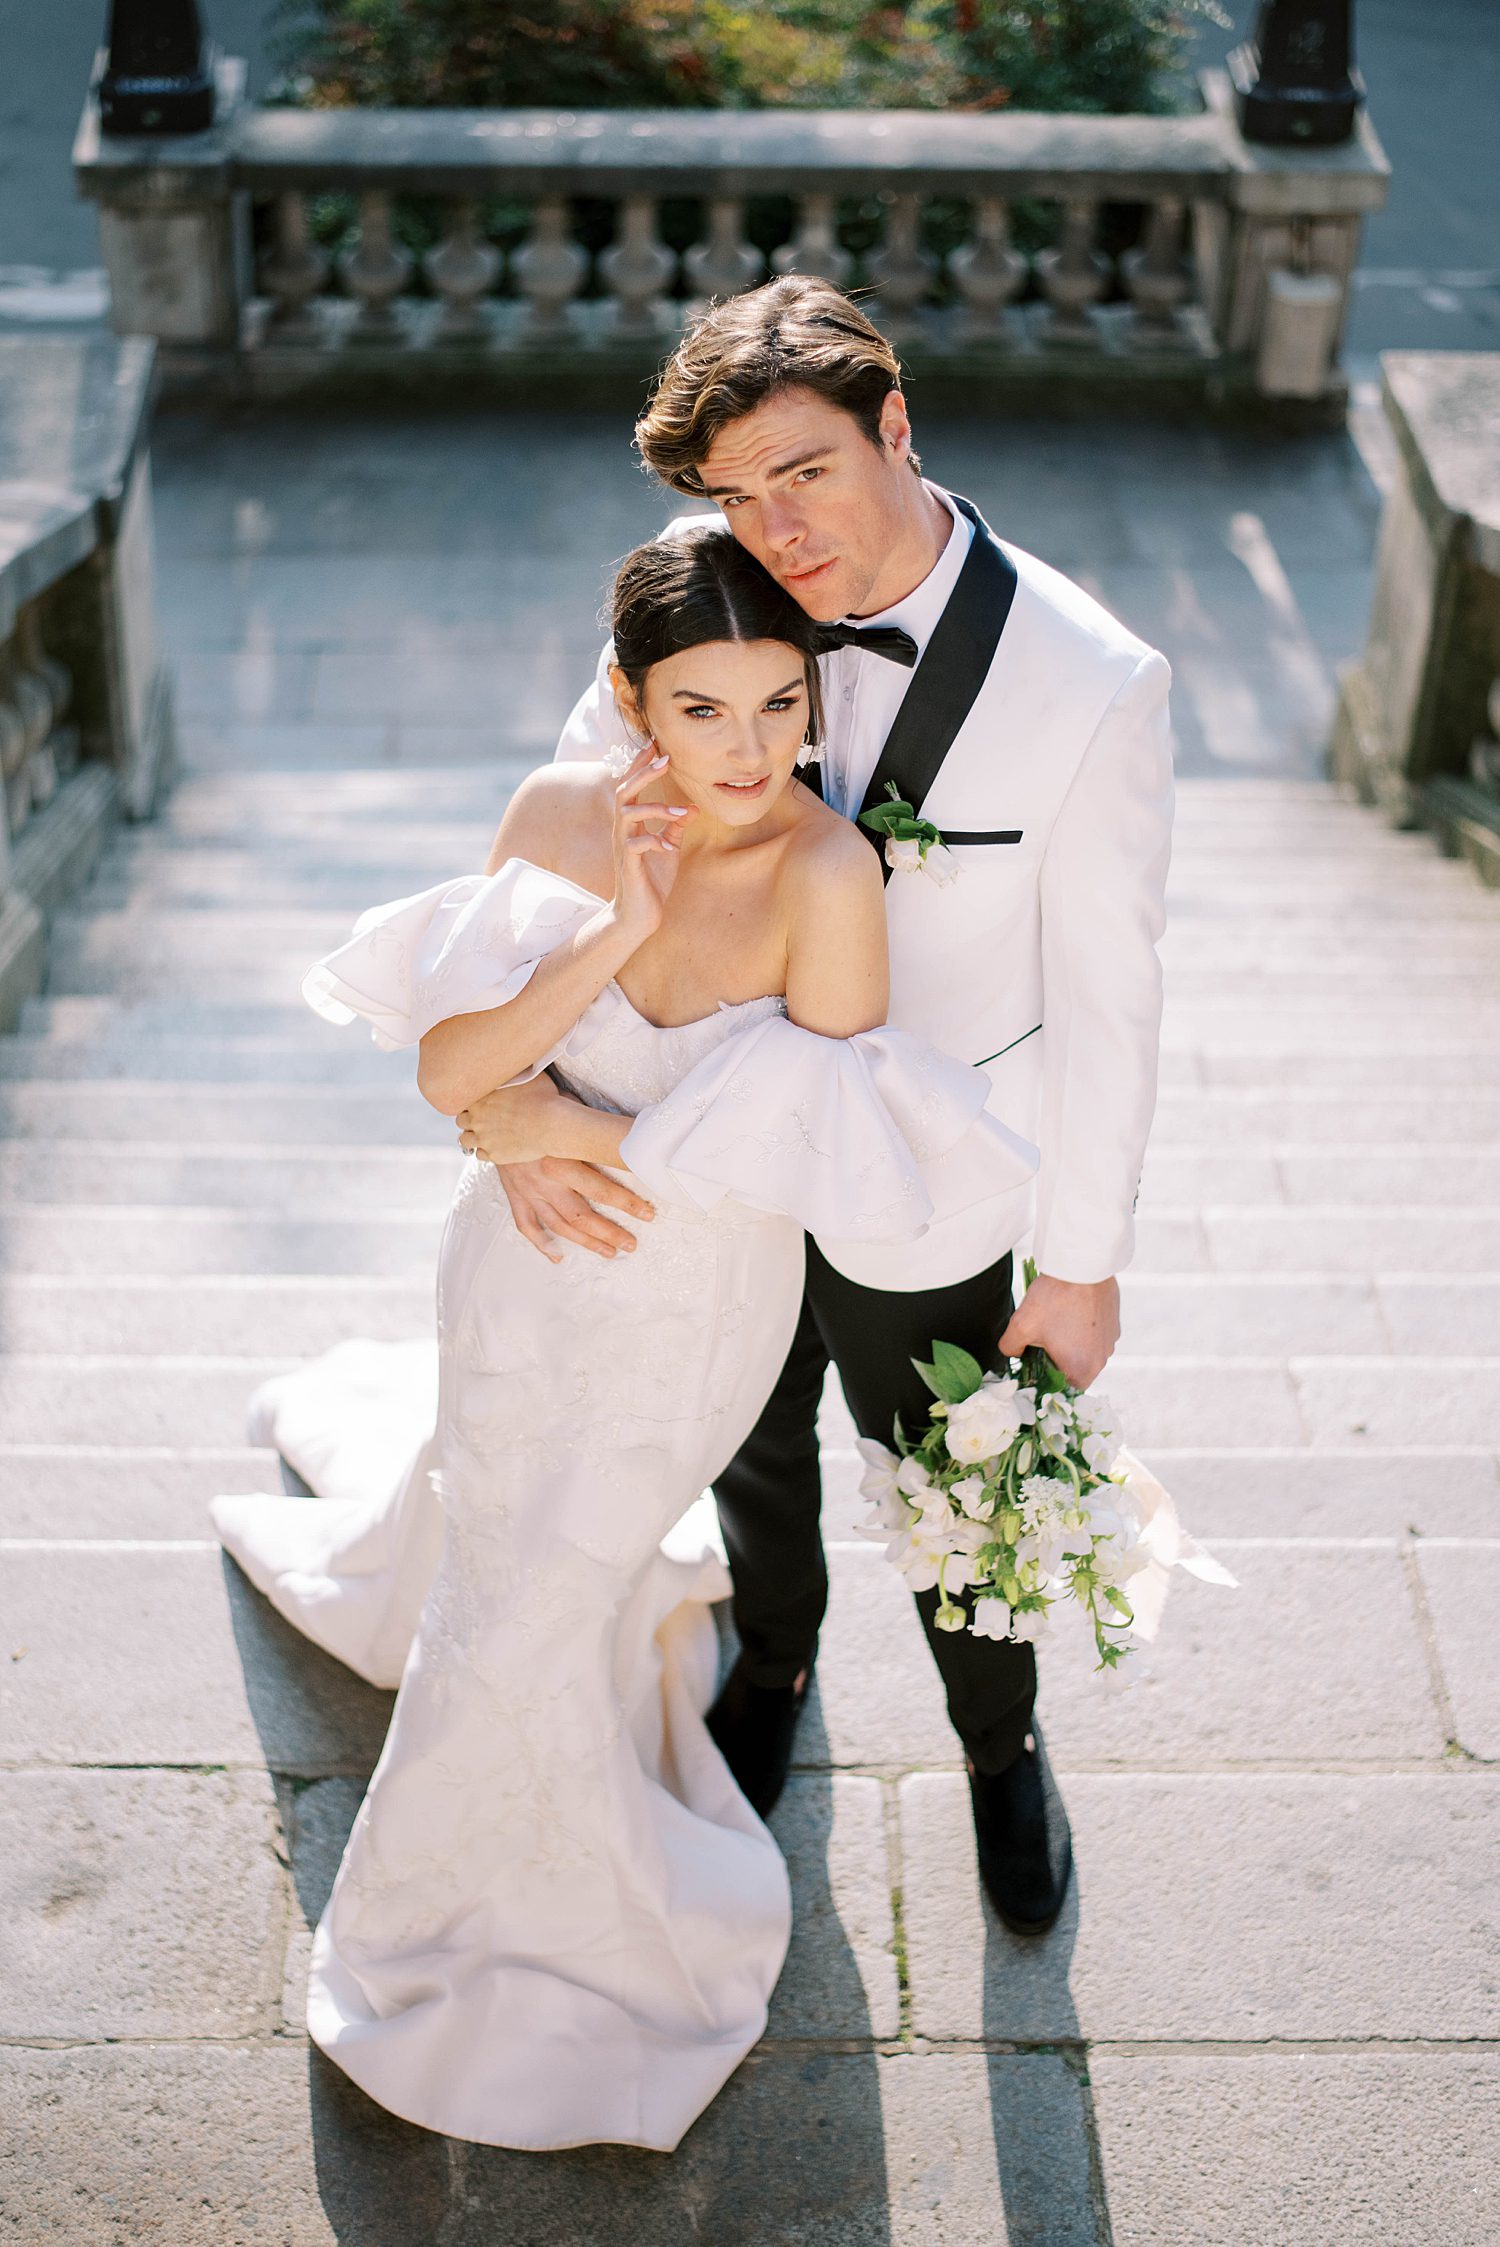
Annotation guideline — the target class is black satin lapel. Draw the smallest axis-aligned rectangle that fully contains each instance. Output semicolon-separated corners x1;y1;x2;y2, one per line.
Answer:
855;494;1019;880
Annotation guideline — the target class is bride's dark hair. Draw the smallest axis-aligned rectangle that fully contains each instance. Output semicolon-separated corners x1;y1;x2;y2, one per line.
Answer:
609;526;825;747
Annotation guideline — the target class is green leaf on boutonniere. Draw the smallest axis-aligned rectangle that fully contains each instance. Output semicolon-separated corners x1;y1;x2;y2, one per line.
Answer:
859;780;946;861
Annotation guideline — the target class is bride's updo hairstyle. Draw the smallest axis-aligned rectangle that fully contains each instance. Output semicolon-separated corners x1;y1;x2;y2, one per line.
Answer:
609;526;825;751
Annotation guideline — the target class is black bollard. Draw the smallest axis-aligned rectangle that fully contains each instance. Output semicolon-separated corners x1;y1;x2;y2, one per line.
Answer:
97;0;217;135
1228;0;1364;146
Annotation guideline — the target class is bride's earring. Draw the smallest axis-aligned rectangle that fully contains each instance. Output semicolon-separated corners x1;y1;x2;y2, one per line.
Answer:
795;733;823;768
602;733;655;780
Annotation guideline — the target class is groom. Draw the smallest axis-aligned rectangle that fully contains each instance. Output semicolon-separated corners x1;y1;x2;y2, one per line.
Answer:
466;276;1173;1937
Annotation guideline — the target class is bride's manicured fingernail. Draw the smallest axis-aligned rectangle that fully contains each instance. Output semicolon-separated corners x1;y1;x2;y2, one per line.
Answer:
650;754;669;769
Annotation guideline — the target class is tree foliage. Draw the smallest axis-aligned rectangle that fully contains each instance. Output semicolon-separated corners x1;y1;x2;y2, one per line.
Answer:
269;0;1229;117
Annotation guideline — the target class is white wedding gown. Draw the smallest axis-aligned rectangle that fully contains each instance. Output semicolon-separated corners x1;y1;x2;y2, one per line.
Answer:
211;858;1036;2153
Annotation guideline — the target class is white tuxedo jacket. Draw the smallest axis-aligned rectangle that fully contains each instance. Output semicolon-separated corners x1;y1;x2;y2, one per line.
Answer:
554;496;1174;1294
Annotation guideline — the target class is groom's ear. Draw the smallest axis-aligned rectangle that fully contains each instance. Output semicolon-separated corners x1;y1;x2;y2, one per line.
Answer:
878;388;914;466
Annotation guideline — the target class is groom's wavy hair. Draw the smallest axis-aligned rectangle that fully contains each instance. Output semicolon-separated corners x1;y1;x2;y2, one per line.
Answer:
635;275;920;497
610;525;826;748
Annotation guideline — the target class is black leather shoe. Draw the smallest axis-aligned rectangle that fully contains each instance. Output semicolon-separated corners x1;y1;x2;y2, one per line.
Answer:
967;1725;1073;1936
706;1656;814;1819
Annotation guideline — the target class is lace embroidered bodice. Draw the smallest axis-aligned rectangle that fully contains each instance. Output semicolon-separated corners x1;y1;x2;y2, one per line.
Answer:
552;983;788;1118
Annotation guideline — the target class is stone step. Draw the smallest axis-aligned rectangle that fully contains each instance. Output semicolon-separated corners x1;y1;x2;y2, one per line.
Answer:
0;1143;457;1208
0;1267;1446;1362
0;1446;282;1538
0;1084;452;1145
0;1035;415;1084
1200;1206;1500;1273
0;1207;443;1277
0;1275;432;1354
9;1348;1497;1452
18;996;361;1042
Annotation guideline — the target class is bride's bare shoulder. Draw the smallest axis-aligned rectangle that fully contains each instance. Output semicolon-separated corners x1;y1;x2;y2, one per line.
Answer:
483;761;614;874
781;785;883;911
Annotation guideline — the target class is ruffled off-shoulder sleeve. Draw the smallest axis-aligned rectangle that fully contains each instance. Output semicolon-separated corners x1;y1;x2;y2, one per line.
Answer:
618;1016;1038;1247
300;858;599;1066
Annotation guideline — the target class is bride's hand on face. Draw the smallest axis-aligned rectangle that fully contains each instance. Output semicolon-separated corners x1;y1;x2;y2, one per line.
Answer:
612;742;692;945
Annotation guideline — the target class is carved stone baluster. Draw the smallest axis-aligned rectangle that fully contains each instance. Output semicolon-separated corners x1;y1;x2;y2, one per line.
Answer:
511;199;588;341
1035;200;1110;345
336;191;414;341
771;195;853;287
258;191;331;340
15;609;74;805
0;665;29;841
1122;197;1192;350
683;199;762;312
599;197;677;337
948;198;1028;346
423;199;502;342
867;194;935;342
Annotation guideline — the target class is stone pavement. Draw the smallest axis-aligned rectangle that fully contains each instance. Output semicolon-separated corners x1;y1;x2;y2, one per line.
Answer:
2;408;1500;2244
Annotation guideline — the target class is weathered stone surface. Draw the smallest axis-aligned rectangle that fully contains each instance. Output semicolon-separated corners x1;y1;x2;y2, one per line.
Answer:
799;1548;961;1774
437;2050;1101;2247
0;2042;450;2246
1091;2050;1500;2247
280;1774;366;2034
1103;1358;1304;1448
0;1145;456;1212
0;1444;283;1536
767;1776;901;2042
1380;1277;1500;1355
0;1274;434;1353
0;1079;451;1144
0;1357;302;1446
1118;1274;1384;1356
898;1771;1500;2042
1123;1447;1499;1538
1292;1356;1500;1447
1415;1544;1500;1759
0;1768;282;2039
1039;1544;1442;1767
0;1206;443;1276
1206;1209;1500;1275
0;1548;394;1772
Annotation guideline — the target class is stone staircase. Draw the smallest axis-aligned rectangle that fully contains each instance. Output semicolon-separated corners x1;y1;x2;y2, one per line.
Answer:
3;762;1498;2245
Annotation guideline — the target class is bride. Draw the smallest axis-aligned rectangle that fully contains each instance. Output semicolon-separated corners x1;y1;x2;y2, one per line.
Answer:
211;525;1037;2154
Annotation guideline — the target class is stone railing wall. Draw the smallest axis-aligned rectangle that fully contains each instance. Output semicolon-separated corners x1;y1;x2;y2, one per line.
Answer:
1333;351;1500;887
75;61;1387;420
0;336;177;1028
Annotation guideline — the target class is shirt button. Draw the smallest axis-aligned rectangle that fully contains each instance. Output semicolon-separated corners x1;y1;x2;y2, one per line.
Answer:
843;686;853;702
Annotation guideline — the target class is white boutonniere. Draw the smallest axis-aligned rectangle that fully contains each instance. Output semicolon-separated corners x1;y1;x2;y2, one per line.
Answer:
859;782;959;887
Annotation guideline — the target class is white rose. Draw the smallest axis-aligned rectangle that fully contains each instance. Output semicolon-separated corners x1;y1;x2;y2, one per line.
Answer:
944;1374;1033;1465
885;836;924;875
972;1597;1013;1642
921;842;959;887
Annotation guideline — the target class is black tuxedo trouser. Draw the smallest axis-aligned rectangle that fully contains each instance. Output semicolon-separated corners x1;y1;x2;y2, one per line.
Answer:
711;1237;1036;1777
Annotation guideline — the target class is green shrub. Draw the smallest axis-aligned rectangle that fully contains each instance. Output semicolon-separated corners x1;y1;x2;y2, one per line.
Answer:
269;0;1229;117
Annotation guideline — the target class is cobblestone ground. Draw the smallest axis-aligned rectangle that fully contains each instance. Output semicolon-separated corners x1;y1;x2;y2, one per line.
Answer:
1;411;1497;2244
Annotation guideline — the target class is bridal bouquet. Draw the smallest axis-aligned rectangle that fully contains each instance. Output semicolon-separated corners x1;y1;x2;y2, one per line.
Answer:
858;1265;1235;1675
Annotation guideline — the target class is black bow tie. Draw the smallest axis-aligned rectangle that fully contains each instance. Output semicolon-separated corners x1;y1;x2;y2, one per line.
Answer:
816;622;919;668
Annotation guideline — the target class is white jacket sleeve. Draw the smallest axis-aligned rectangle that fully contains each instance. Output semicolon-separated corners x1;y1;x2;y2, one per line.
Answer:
1030;648;1174;1284
554;511;728;765
619;1015;1038;1246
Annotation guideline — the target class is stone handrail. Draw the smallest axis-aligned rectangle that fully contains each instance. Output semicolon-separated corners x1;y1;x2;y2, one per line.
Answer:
75;58;1388;417
0;335;177;1029
1332;350;1500;887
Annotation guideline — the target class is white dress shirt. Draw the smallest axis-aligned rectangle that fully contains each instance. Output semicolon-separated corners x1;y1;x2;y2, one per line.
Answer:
818;479;973;819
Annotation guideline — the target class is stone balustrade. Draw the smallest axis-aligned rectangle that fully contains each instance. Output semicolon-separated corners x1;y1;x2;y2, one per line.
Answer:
74;60;1387;420
1333;351;1500;887
0;336;176;1028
